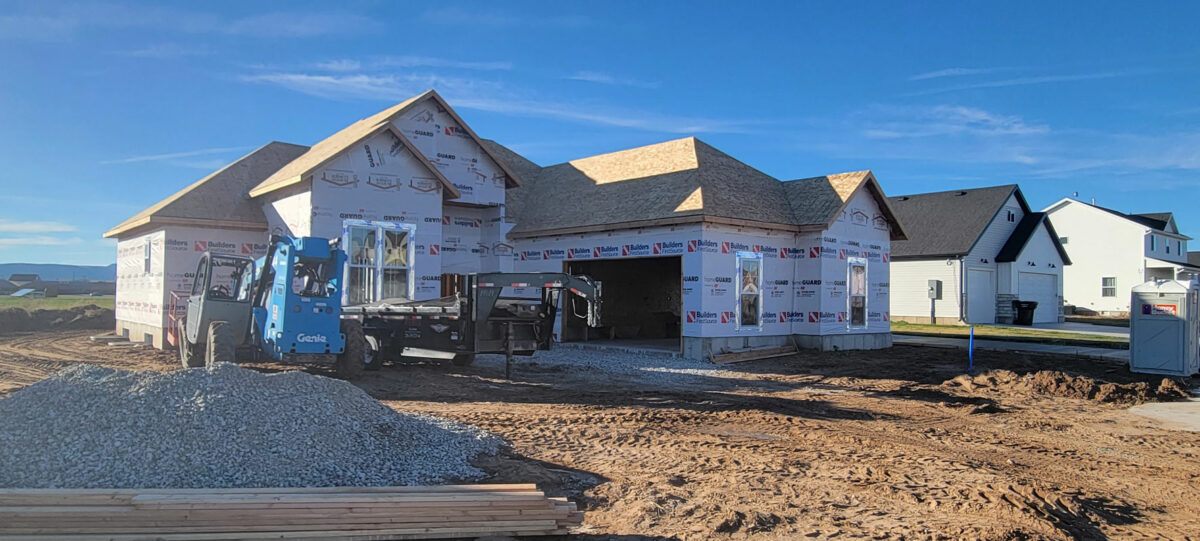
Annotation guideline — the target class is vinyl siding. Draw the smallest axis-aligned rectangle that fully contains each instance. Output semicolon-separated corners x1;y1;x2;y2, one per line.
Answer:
1046;200;1146;313
890;258;962;321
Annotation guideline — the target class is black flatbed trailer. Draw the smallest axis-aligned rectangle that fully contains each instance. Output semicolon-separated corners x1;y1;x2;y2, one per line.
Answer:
342;272;602;378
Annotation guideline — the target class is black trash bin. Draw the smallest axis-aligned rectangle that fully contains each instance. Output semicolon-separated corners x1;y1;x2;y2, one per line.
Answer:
1012;300;1039;326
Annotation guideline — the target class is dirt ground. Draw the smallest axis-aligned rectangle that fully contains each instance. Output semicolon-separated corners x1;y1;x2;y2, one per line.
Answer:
1;331;1199;540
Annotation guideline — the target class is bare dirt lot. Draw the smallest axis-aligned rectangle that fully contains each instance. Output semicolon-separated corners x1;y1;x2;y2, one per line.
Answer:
1;331;1198;540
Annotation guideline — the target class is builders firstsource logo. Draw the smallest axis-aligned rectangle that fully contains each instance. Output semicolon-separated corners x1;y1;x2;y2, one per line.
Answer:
686;310;718;324
779;311;804;323
520;251;541;261
594;245;620;258
720;241;750;254
653;241;685;255
719;311;736;324
543;249;566;260
195;240;236;253
623;243;651;257
753;244;779;258
688;239;719;253
567;247;592;259
166;239;188;252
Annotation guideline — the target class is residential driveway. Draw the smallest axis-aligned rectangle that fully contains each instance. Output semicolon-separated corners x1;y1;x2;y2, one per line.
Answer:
1129;392;1200;432
991;321;1129;338
893;334;1130;362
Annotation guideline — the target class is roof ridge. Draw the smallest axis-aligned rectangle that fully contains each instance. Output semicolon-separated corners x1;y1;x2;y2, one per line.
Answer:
891;184;1017;198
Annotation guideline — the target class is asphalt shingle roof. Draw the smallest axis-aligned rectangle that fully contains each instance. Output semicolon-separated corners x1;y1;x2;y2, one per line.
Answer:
995;212;1071;265
887;185;1022;259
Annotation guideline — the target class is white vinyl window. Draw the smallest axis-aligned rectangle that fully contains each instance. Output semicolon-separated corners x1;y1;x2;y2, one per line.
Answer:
143;242;152;275
1101;277;1116;297
343;220;415;305
736;251;762;329
849;258;867;328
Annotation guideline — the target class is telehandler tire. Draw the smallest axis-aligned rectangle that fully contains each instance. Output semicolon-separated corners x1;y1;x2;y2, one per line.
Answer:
179;319;203;369
451;353;476;366
205;321;236;368
336;319;366;379
362;335;383;371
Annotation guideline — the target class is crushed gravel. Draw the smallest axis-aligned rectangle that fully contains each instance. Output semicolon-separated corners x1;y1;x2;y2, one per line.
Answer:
0;363;502;488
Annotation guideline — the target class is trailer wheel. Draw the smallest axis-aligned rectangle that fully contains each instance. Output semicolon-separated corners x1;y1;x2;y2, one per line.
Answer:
362;335;382;371
178;319;203;369
206;321;236;368
336;320;366;379
451;353;475;367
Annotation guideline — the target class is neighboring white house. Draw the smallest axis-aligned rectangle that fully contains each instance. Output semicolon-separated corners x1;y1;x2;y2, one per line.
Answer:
1044;199;1199;315
888;185;1070;324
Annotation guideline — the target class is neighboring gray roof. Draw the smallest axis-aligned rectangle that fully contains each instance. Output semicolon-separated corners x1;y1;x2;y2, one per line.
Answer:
0;279;16;292
1190;252;1200;267
496;137;905;239
8;274;39;282
995;212;1072;265
888;185;1025;259
1132;212;1173;230
105;142;311;238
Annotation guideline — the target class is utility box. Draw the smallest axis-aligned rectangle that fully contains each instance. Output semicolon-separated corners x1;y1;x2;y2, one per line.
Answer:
1129;279;1200;377
927;279;942;300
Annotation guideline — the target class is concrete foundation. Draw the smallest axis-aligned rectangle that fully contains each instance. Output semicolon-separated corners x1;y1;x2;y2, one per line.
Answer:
114;321;166;348
682;333;893;361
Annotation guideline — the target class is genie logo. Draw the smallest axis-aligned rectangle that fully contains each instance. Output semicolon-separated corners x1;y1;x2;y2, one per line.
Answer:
623;243;651;256
594;245;620;258
686;310;718;324
296;333;327;343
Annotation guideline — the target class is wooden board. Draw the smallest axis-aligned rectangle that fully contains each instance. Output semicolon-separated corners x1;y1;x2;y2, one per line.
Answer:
711;345;797;364
0;485;581;540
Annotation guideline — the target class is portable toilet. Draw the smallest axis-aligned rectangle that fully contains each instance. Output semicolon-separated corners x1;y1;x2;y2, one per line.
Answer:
1129;279;1200;377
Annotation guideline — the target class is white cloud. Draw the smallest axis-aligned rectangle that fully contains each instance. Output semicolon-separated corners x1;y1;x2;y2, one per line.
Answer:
419;7;589;27
240;71;761;134
0;236;83;247
117;43;209;59
316;59;362;72
374;56;513;71
0;4;379;41
907;70;1154;96
0;220;76;233
101;146;250;165
908;67;1014;81
858;105;1048;139
566;71;659;89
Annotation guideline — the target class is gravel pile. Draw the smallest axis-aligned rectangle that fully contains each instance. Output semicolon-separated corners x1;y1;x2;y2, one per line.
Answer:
507;347;745;389
0;364;502;488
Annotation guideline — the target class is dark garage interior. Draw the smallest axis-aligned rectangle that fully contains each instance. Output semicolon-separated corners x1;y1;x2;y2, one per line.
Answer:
563;256;681;348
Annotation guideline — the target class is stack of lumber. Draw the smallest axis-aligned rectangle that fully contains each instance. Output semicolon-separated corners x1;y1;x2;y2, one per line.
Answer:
0;484;581;540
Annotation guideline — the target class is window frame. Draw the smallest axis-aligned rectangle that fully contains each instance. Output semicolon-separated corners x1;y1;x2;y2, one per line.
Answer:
735;251;763;330
143;241;152;275
848;257;868;329
1101;276;1116;298
341;219;416;305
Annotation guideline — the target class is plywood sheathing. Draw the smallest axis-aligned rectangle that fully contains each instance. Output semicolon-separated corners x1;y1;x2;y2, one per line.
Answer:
103;142;310;239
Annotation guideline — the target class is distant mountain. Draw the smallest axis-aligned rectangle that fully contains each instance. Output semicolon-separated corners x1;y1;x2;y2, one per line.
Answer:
0;263;116;282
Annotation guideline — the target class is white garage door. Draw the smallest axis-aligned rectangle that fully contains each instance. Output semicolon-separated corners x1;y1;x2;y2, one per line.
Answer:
966;269;995;324
1018;272;1058;323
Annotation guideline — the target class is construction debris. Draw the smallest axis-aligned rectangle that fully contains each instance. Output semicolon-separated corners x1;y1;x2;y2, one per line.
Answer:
0;363;502;488
0;484;582;539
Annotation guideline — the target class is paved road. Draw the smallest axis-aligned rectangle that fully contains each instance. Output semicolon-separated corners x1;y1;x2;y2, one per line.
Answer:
893;334;1129;362
990;322;1129;338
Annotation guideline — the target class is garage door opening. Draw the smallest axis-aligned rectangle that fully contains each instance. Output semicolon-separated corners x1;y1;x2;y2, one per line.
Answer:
563;256;681;354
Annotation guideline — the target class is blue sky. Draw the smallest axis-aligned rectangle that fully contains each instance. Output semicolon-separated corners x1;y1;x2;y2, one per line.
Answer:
2;1;1198;265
